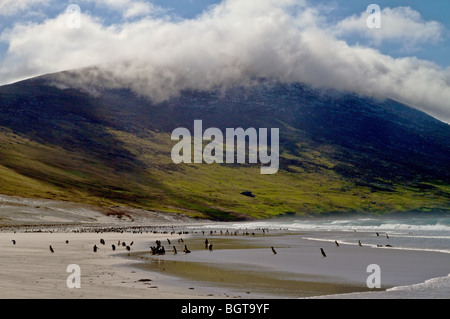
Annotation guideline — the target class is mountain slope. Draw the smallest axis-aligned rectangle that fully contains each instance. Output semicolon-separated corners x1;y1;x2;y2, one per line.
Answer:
0;73;448;220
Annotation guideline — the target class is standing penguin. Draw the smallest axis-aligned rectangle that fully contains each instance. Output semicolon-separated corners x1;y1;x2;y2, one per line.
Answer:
320;248;326;257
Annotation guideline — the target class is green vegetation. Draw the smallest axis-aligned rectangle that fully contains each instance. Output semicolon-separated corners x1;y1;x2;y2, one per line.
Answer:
0;126;448;220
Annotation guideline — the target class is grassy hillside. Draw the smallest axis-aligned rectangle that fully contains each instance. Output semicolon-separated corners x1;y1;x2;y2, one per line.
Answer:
0;76;449;220
0;125;448;220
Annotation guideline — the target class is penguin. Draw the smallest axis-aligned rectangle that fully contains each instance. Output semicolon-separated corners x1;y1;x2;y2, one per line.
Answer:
93;245;98;252
183;245;191;254
386;233;390;239
271;246;277;255
208;244;213;252
112;244;116;251
167;238;171;245
126;246;131;251
335;240;339;247
358;240;362;247
173;246;177;254
320;248;326;257
100;239;105;245
49;245;54;253
12;240;16;245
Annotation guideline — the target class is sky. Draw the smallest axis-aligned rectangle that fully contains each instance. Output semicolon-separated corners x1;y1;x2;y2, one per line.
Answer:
0;0;449;123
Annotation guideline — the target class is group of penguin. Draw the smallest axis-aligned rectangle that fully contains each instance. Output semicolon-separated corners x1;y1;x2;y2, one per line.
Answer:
271;232;391;258
12;231;390;257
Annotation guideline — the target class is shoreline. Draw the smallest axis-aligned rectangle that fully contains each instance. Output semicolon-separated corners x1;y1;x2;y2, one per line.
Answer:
2;225;449;299
1;194;449;299
126;228;450;298
0;228;231;299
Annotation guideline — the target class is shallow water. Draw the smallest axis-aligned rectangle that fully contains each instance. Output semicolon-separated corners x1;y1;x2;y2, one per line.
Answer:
210;213;450;298
129;213;450;298
223;213;450;254
131;235;374;298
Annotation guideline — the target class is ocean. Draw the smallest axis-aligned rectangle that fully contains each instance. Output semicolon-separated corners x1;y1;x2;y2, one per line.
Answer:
218;213;450;298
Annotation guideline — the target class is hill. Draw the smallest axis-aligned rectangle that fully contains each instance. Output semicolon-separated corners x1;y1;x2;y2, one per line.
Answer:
0;72;448;220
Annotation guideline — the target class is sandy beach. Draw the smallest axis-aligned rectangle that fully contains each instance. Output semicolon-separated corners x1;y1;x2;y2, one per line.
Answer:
0;230;243;299
0;194;223;299
1;194;449;299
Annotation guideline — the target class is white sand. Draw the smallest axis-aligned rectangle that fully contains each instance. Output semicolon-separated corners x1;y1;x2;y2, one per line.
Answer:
0;194;195;227
0;230;239;299
0;194;232;299
3;229;449;299
1;194;448;299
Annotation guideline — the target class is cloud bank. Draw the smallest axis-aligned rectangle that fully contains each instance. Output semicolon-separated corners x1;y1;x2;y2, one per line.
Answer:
0;0;50;16
1;0;449;122
335;6;445;48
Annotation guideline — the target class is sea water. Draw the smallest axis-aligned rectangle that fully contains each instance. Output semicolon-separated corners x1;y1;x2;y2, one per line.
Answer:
225;213;450;298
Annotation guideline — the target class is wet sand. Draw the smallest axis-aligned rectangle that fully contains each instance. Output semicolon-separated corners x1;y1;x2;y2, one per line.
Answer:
127;231;450;298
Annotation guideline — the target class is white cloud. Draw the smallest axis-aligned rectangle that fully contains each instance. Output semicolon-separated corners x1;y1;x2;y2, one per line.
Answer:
122;1;151;18
83;0;162;19
335;6;445;48
0;0;51;16
0;0;449;122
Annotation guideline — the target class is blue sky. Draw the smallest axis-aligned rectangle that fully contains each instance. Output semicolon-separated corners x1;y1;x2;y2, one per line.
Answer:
314;0;450;67
0;0;449;122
